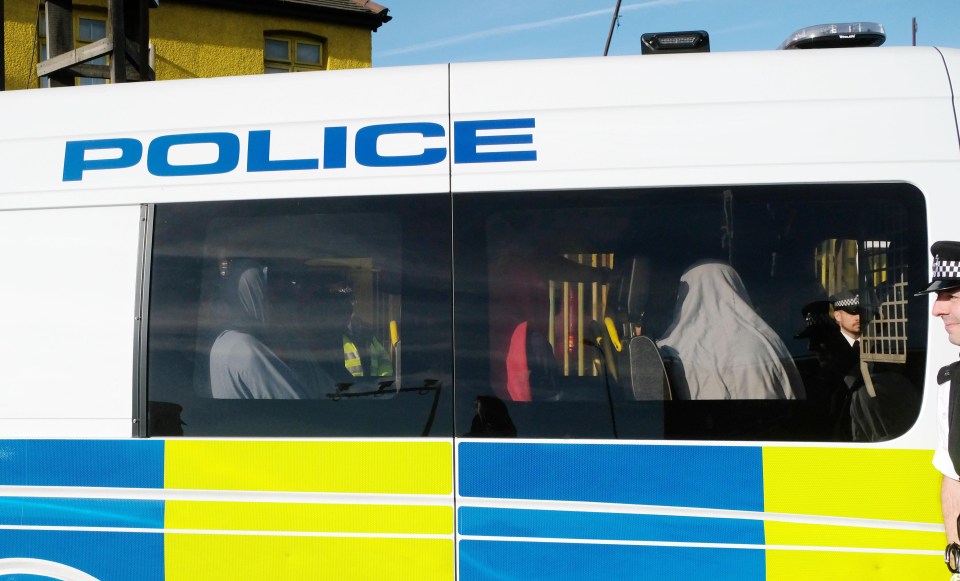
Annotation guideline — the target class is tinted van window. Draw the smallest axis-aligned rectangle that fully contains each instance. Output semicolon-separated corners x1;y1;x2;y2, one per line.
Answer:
147;194;452;437
453;184;927;441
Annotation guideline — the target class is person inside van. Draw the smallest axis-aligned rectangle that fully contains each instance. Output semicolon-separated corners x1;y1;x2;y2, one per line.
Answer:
657;260;805;400
830;290;862;346
209;260;327;399
488;251;561;402
327;282;393;379
794;299;854;436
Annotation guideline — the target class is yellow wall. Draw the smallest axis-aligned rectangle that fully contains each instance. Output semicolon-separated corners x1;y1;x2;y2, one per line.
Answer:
3;0;375;90
4;0;45;90
152;1;373;80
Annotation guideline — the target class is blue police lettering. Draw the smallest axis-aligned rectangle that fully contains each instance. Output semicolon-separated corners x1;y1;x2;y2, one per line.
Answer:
63;138;142;181
323;127;348;169
62;118;537;181
355;122;446;167
248;130;320;172
454;118;537;164
147;133;240;177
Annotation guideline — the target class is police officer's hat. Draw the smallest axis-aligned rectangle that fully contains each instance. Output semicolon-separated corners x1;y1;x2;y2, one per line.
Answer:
327;281;356;303
794;300;834;338
830;290;860;314
917;241;960;295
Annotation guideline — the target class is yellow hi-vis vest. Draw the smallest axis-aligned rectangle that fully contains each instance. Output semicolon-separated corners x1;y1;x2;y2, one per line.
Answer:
343;335;393;377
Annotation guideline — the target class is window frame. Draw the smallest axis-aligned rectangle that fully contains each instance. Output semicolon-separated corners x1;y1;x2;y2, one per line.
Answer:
263;32;326;74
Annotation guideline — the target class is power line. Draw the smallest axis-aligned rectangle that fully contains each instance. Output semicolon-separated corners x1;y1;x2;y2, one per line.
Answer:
603;0;622;56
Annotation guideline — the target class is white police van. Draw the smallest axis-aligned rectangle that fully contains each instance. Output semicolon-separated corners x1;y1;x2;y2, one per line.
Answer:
0;21;957;581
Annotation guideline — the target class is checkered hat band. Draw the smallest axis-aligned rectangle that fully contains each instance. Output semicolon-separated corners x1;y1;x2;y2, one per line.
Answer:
834;297;858;308
933;258;960;279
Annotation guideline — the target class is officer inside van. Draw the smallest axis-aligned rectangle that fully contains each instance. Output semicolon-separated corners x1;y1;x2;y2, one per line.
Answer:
794;299;853;437
328;282;393;379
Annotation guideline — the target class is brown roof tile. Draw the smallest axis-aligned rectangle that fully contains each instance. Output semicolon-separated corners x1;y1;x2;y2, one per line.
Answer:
168;0;391;30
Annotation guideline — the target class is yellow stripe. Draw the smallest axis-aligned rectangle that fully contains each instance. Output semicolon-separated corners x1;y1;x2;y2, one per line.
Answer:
165;440;452;494
763;447;941;523
165;534;454;581
766;550;943;581
165;500;453;535
766;521;942;552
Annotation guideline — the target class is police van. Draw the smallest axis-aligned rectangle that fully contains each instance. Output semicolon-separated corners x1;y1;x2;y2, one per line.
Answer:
0;21;957;581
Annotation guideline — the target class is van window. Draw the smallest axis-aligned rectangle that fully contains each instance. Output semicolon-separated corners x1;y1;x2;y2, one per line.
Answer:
453;184;927;441
146;195;452;437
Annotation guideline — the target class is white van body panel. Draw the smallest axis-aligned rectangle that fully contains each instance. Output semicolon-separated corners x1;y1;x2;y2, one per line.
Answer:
0;65;452;209
449;47;959;192
0;205;141;437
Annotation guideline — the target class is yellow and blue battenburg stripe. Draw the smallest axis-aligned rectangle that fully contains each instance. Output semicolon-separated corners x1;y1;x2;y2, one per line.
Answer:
0;439;454;581
0;439;947;580
0;440;165;580
458;442;945;581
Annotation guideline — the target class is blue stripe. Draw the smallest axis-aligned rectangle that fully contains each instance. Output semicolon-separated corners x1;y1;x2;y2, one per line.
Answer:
458;442;764;512
0;440;164;489
0;530;163;581
458;507;764;545
0;497;164;529
459;540;764;581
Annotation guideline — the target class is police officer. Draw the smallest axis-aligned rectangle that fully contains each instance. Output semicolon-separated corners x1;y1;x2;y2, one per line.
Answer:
830;290;863;347
917;241;960;546
794;299;855;437
329;282;393;378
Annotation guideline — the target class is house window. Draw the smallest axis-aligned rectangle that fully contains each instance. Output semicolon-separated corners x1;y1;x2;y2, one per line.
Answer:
264;36;324;73
77;17;108;86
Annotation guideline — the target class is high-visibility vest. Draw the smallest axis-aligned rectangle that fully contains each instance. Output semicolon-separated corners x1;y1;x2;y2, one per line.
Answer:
343;336;364;376
343;335;393;377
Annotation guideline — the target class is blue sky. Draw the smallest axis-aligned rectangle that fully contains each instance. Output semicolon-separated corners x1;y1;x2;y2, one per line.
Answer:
372;0;959;67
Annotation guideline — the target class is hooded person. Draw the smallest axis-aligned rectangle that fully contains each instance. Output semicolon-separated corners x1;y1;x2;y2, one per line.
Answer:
209;260;325;399
657;260;805;400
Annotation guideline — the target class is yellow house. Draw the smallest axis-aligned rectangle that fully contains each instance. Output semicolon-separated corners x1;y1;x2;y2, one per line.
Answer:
2;0;391;90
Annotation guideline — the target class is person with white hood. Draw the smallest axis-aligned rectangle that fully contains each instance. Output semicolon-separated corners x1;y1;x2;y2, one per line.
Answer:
657;260;805;400
210;260;327;399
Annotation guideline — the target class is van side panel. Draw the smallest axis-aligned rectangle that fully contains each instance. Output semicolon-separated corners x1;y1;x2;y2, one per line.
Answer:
450;48;956;581
0;66;452;209
449;48;957;193
0;205;141;437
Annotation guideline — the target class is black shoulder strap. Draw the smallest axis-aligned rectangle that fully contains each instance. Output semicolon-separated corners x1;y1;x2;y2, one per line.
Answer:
945;361;960;475
939;361;960;385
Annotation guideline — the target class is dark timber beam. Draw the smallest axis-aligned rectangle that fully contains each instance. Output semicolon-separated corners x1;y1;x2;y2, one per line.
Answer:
110;0;153;82
108;0;124;82
45;0;74;87
39;0;153;86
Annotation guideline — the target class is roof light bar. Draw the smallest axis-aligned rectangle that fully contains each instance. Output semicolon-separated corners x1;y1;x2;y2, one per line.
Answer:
778;22;885;50
641;30;710;55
